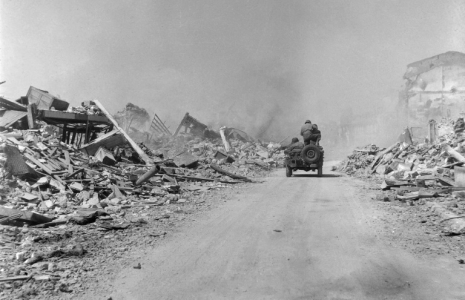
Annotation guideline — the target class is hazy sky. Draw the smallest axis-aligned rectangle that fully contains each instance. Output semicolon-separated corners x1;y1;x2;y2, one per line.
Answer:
1;0;464;139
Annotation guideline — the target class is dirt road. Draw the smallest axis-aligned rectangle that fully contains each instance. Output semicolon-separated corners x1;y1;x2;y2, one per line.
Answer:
107;166;465;300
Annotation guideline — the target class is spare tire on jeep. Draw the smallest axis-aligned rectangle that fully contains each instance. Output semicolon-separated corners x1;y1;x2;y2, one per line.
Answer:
301;144;321;164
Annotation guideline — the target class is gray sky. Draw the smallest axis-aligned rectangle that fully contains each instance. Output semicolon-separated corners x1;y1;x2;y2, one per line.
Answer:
1;0;464;139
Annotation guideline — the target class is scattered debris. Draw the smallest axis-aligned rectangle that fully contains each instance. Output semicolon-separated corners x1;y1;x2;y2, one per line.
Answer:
0;87;286;299
337;118;465;235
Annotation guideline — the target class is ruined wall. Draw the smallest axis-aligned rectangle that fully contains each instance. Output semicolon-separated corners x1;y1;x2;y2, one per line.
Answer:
404;52;465;141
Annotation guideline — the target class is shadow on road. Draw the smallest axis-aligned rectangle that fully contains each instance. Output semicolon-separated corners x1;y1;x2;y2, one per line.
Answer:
291;174;341;178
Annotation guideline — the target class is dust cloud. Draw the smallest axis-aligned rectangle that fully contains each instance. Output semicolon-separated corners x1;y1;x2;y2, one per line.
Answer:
1;0;465;152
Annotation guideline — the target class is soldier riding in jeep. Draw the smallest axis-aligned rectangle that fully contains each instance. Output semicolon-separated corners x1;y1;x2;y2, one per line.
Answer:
284;120;324;177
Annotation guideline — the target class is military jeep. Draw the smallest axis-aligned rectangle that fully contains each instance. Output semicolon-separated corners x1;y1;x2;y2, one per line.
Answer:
284;143;324;177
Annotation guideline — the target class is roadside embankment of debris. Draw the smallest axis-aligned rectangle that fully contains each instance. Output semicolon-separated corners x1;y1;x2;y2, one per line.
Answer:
0;90;286;298
335;118;465;238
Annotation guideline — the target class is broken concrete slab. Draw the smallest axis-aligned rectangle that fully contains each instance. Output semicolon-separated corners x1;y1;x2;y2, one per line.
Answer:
35;142;48;151
80;130;126;156
0;206;54;225
452;191;465;199
173;152;198;168
214;150;235;163
69;182;84;192
21;193;39;202
111;184;125;199
437;176;456;187
4;144;36;177
0;110;28;129
50;178;66;191
69;212;97;225
0;96;27;111
162;174;176;184
36;176;51;186
256;150;269;159
396;191;419;201
27;86;69;111
419;190;438;198
110;198;121;205
95;147;116;166
381;179;412;190
444;145;465;164
99;221;130;230
82;193;100;208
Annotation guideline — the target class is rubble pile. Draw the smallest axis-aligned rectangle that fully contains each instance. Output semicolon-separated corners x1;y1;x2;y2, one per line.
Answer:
336;144;380;175
337;117;465;236
336;118;460;179
152;135;283;173
67;101;103;116
0;88;286;298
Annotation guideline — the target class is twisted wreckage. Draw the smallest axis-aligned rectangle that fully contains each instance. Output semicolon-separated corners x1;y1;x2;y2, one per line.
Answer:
337;117;465;235
0;86;285;297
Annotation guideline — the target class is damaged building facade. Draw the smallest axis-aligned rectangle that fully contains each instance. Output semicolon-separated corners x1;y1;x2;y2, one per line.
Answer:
324;51;465;148
402;51;465;142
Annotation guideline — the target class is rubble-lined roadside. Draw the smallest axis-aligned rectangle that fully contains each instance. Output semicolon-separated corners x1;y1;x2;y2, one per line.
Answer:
0;88;285;299
336;118;465;261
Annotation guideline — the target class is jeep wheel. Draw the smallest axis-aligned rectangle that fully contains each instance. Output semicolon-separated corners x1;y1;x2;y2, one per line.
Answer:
286;166;292;177
301;144;321;164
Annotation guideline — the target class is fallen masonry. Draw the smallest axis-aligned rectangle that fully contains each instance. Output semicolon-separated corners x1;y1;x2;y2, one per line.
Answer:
0;89;286;298
336;118;465;237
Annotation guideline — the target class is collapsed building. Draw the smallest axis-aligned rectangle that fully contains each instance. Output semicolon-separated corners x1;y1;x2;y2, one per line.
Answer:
336;52;465;240
401;51;465;142
0;86;151;163
0;85;284;297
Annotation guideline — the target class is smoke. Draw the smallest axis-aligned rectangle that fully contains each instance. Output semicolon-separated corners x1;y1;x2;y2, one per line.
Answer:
2;0;465;151
122;0;312;141
211;60;301;140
